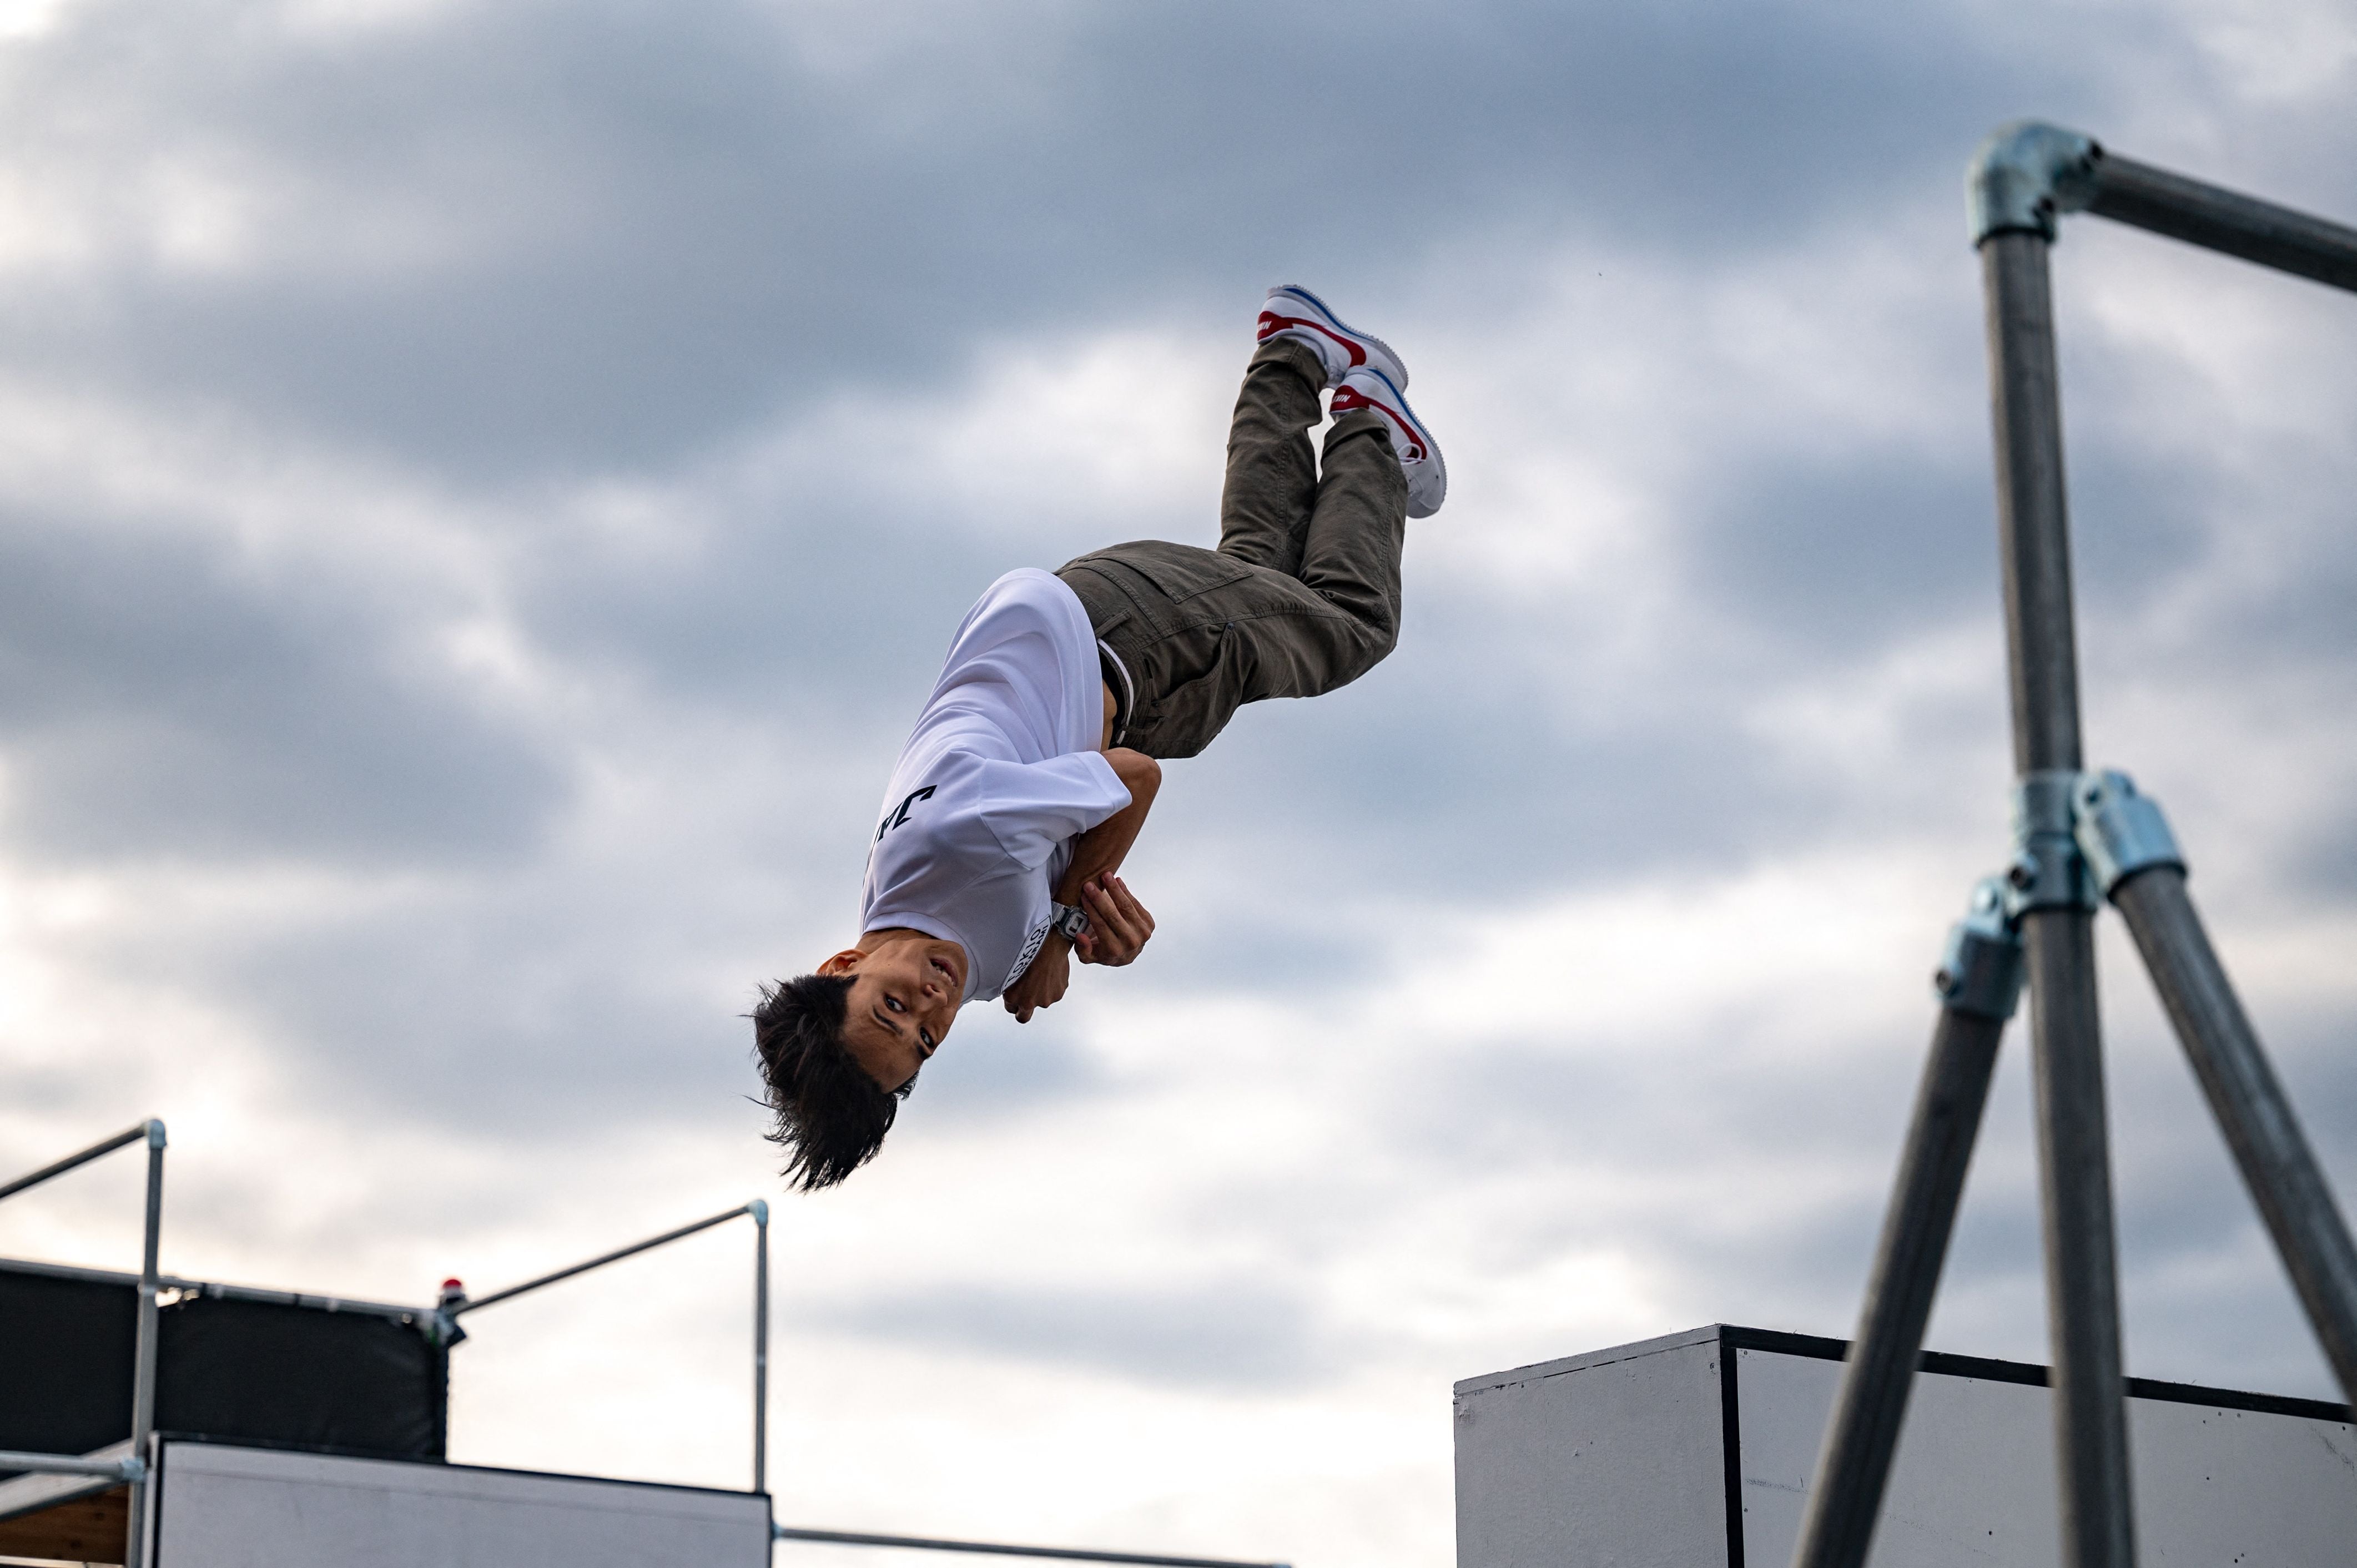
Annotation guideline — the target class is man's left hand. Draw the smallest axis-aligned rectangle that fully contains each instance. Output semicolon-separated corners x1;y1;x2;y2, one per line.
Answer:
1073;875;1155;966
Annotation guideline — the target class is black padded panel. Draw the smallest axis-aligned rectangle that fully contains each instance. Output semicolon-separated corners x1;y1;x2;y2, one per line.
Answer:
0;1264;447;1471
0;1269;138;1466
156;1295;446;1460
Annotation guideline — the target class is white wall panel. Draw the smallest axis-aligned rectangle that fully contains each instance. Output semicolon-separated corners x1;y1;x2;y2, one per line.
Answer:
154;1440;770;1568
1454;1327;1732;1568
1454;1325;2357;1568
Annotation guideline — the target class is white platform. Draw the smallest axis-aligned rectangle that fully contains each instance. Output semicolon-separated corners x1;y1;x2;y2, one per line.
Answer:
148;1439;772;1567
1453;1324;2357;1567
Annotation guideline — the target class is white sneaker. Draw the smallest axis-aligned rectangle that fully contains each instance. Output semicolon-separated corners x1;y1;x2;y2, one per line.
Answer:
1332;365;1446;519
1257;284;1409;390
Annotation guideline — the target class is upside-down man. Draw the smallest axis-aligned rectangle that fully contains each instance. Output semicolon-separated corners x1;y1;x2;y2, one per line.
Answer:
755;286;1446;1189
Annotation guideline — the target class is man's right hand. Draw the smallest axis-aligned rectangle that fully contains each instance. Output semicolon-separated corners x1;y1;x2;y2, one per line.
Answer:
1072;874;1155;966
1004;935;1071;1022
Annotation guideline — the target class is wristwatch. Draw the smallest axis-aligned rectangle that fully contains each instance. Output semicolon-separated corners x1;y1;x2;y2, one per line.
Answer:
1049;902;1091;941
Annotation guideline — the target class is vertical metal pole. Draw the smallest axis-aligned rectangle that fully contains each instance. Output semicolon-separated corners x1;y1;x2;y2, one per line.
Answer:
1986;235;2083;777
2110;869;2357;1399
1792;1007;2009;1568
2022;918;2134;1567
752;1198;770;1496
1981;231;2137;1568
125;1119;165;1568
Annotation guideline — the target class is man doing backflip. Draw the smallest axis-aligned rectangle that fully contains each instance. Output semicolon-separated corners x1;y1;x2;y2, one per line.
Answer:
754;286;1445;1189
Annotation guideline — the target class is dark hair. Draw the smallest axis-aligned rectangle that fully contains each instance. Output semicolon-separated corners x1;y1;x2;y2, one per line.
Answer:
752;973;915;1191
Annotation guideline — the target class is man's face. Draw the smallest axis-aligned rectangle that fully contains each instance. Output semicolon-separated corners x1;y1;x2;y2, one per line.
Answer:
819;934;967;1092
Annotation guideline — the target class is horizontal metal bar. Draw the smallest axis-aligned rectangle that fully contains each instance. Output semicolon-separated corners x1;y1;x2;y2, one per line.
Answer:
0;1450;140;1479
0;1255;426;1322
453;1203;756;1317
2087;152;2357;294
0;1121;154;1204
0;1441;132;1526
773;1527;1288;1568
0;1467;123;1525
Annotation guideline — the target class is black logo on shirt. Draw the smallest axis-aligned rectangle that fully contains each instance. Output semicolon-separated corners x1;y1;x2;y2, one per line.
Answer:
877;785;937;841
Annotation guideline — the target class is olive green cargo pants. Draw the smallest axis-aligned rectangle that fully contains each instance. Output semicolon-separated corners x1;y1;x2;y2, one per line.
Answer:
1055;337;1409;759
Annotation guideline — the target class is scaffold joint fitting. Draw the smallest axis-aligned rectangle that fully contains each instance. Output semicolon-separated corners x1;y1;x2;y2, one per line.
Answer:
1933;875;2026;1020
2073;768;2185;895
1969;121;2101;244
2006;769;2098;914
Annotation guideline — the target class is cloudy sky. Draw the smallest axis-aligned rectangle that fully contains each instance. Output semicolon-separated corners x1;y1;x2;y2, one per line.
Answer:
3;0;2355;1561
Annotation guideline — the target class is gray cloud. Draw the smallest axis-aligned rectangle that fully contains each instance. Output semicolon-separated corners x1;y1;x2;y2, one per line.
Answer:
807;1276;1334;1391
0;510;566;864
1;0;2103;482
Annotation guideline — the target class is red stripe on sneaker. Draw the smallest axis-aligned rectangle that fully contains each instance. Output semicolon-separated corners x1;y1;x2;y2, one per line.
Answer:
1256;311;1368;368
1331;385;1426;462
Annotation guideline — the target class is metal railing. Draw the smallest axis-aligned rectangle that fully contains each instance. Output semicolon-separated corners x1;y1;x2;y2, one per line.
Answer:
452;1211;1295;1568
447;1199;772;1493
7;1142;1286;1568
0;1118;167;1568
772;1526;1288;1568
773;1518;1291;1556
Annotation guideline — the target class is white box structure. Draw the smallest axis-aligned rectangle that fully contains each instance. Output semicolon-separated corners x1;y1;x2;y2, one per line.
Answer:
145;1439;772;1567
1453;1324;2356;1567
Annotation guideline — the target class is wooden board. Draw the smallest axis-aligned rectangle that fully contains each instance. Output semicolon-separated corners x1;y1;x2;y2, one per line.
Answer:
0;1485;126;1565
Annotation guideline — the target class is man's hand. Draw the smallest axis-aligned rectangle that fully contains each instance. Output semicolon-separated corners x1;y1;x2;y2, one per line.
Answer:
1072;874;1155;966
1003;936;1071;1023
1007;748;1160;1024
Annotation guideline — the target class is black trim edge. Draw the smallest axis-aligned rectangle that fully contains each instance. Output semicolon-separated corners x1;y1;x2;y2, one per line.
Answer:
145;1429;163;1568
1717;1328;1746;1568
1717;1325;2351;1424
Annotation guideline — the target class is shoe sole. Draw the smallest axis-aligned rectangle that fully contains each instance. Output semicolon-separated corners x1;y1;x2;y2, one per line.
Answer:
1342;366;1447;520
1265;284;1410;388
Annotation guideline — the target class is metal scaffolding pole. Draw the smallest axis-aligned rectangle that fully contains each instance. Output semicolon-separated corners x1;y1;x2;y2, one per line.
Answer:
1980;225;2137;1568
0;1451;142;1478
126;1122;166;1568
2109;867;2357;1398
450;1203;762;1317
753;1198;770;1496
450;1199;772;1499
1790;885;2019;1568
0;1122;150;1203
2084;154;2357;293
772;1526;1290;1568
1805;120;2357;1568
0;1118;168;1568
